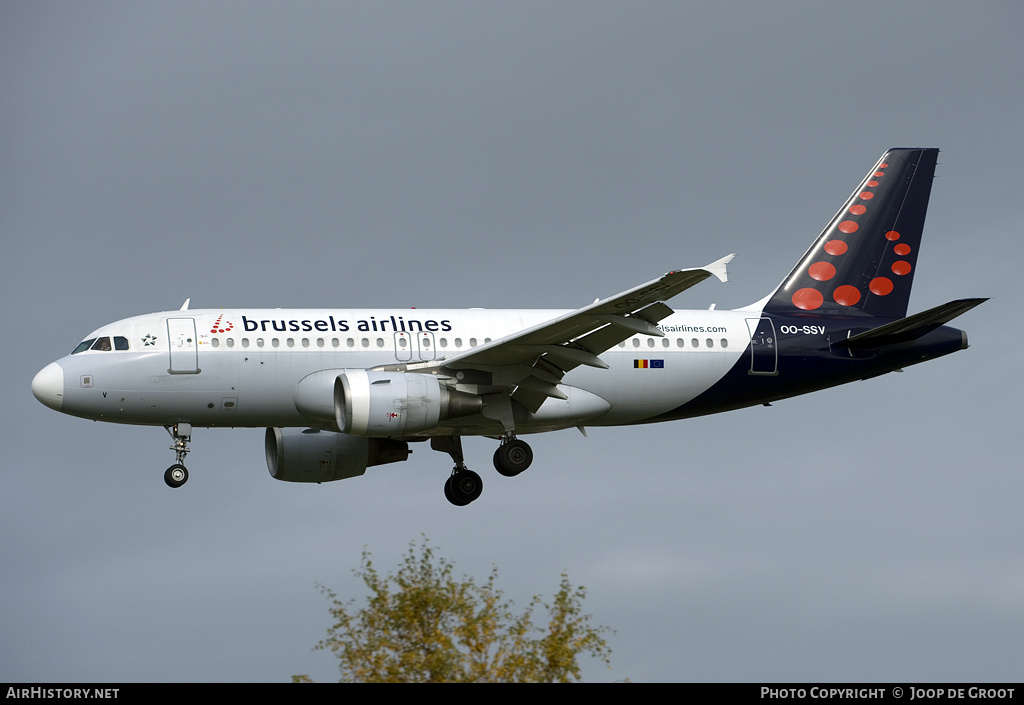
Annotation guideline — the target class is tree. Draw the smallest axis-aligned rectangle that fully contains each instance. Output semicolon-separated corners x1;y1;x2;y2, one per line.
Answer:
294;538;612;682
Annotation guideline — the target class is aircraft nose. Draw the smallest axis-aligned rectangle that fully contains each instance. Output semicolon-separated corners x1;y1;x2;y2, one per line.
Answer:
32;362;64;411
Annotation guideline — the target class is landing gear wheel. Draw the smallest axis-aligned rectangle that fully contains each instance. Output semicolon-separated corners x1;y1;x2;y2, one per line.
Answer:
493;439;533;477
164;464;189;488
444;470;483;506
164;424;193;488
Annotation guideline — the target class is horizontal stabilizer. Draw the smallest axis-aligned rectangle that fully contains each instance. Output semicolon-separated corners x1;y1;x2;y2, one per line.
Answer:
835;298;987;350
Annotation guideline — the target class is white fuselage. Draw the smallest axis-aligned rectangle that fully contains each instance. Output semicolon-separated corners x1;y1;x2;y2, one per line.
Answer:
42;306;755;436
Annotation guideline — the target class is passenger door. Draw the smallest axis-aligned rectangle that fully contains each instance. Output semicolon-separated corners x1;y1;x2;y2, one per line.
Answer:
167;318;200;374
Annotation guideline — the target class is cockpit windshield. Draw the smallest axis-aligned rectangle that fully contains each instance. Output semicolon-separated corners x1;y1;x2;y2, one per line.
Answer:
71;336;130;354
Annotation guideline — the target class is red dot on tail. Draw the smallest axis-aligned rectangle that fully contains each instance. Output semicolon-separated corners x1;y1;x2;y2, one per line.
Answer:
833;285;861;306
885;231;900;240
892;260;912;275
808;262;836;281
866;180;879;187
859;192;874;200
849;205;867;215
870;277;894;296
824;240;848;256
792;288;824;310
894;243;911;256
838;221;859;233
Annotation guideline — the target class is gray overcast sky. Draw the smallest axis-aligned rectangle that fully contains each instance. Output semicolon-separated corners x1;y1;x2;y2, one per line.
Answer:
2;1;1021;683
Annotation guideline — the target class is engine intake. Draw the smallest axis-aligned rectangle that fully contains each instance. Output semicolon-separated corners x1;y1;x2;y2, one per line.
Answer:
335;370;482;437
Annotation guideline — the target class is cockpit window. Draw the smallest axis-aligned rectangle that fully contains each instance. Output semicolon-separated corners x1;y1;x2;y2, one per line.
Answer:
71;339;96;355
71;336;130;354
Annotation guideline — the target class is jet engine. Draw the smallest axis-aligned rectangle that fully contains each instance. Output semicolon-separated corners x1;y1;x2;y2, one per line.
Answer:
265;427;410;483
335;370;482;437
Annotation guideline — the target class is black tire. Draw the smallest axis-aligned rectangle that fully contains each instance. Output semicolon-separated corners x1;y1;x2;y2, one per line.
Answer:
164;464;189;488
493;439;533;477
444;475;463;506
446;470;482;505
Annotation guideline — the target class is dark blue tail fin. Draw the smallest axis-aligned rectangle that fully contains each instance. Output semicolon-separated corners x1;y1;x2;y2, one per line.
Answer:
765;148;938;319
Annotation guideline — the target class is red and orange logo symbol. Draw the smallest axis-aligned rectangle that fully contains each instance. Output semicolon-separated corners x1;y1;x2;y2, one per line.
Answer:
210;315;234;334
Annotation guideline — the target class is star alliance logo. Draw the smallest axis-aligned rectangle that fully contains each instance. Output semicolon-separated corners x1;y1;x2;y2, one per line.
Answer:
142;334;157;346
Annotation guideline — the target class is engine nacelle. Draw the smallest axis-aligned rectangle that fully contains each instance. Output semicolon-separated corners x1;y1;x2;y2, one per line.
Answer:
265;427;410;483
335;370;482;437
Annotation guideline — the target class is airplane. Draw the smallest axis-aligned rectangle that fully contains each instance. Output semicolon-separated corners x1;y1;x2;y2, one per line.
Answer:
31;148;985;506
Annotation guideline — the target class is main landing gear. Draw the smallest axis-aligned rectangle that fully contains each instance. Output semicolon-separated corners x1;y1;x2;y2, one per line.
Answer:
493;437;533;477
163;423;192;488
432;434;534;506
432;436;481;506
444;470;483;507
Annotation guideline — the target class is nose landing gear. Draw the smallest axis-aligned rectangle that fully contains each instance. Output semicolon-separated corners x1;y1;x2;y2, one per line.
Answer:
164;423;192;488
164;464;189;488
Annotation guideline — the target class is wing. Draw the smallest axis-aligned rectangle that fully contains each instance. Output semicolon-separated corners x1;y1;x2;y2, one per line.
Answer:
380;254;734;415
